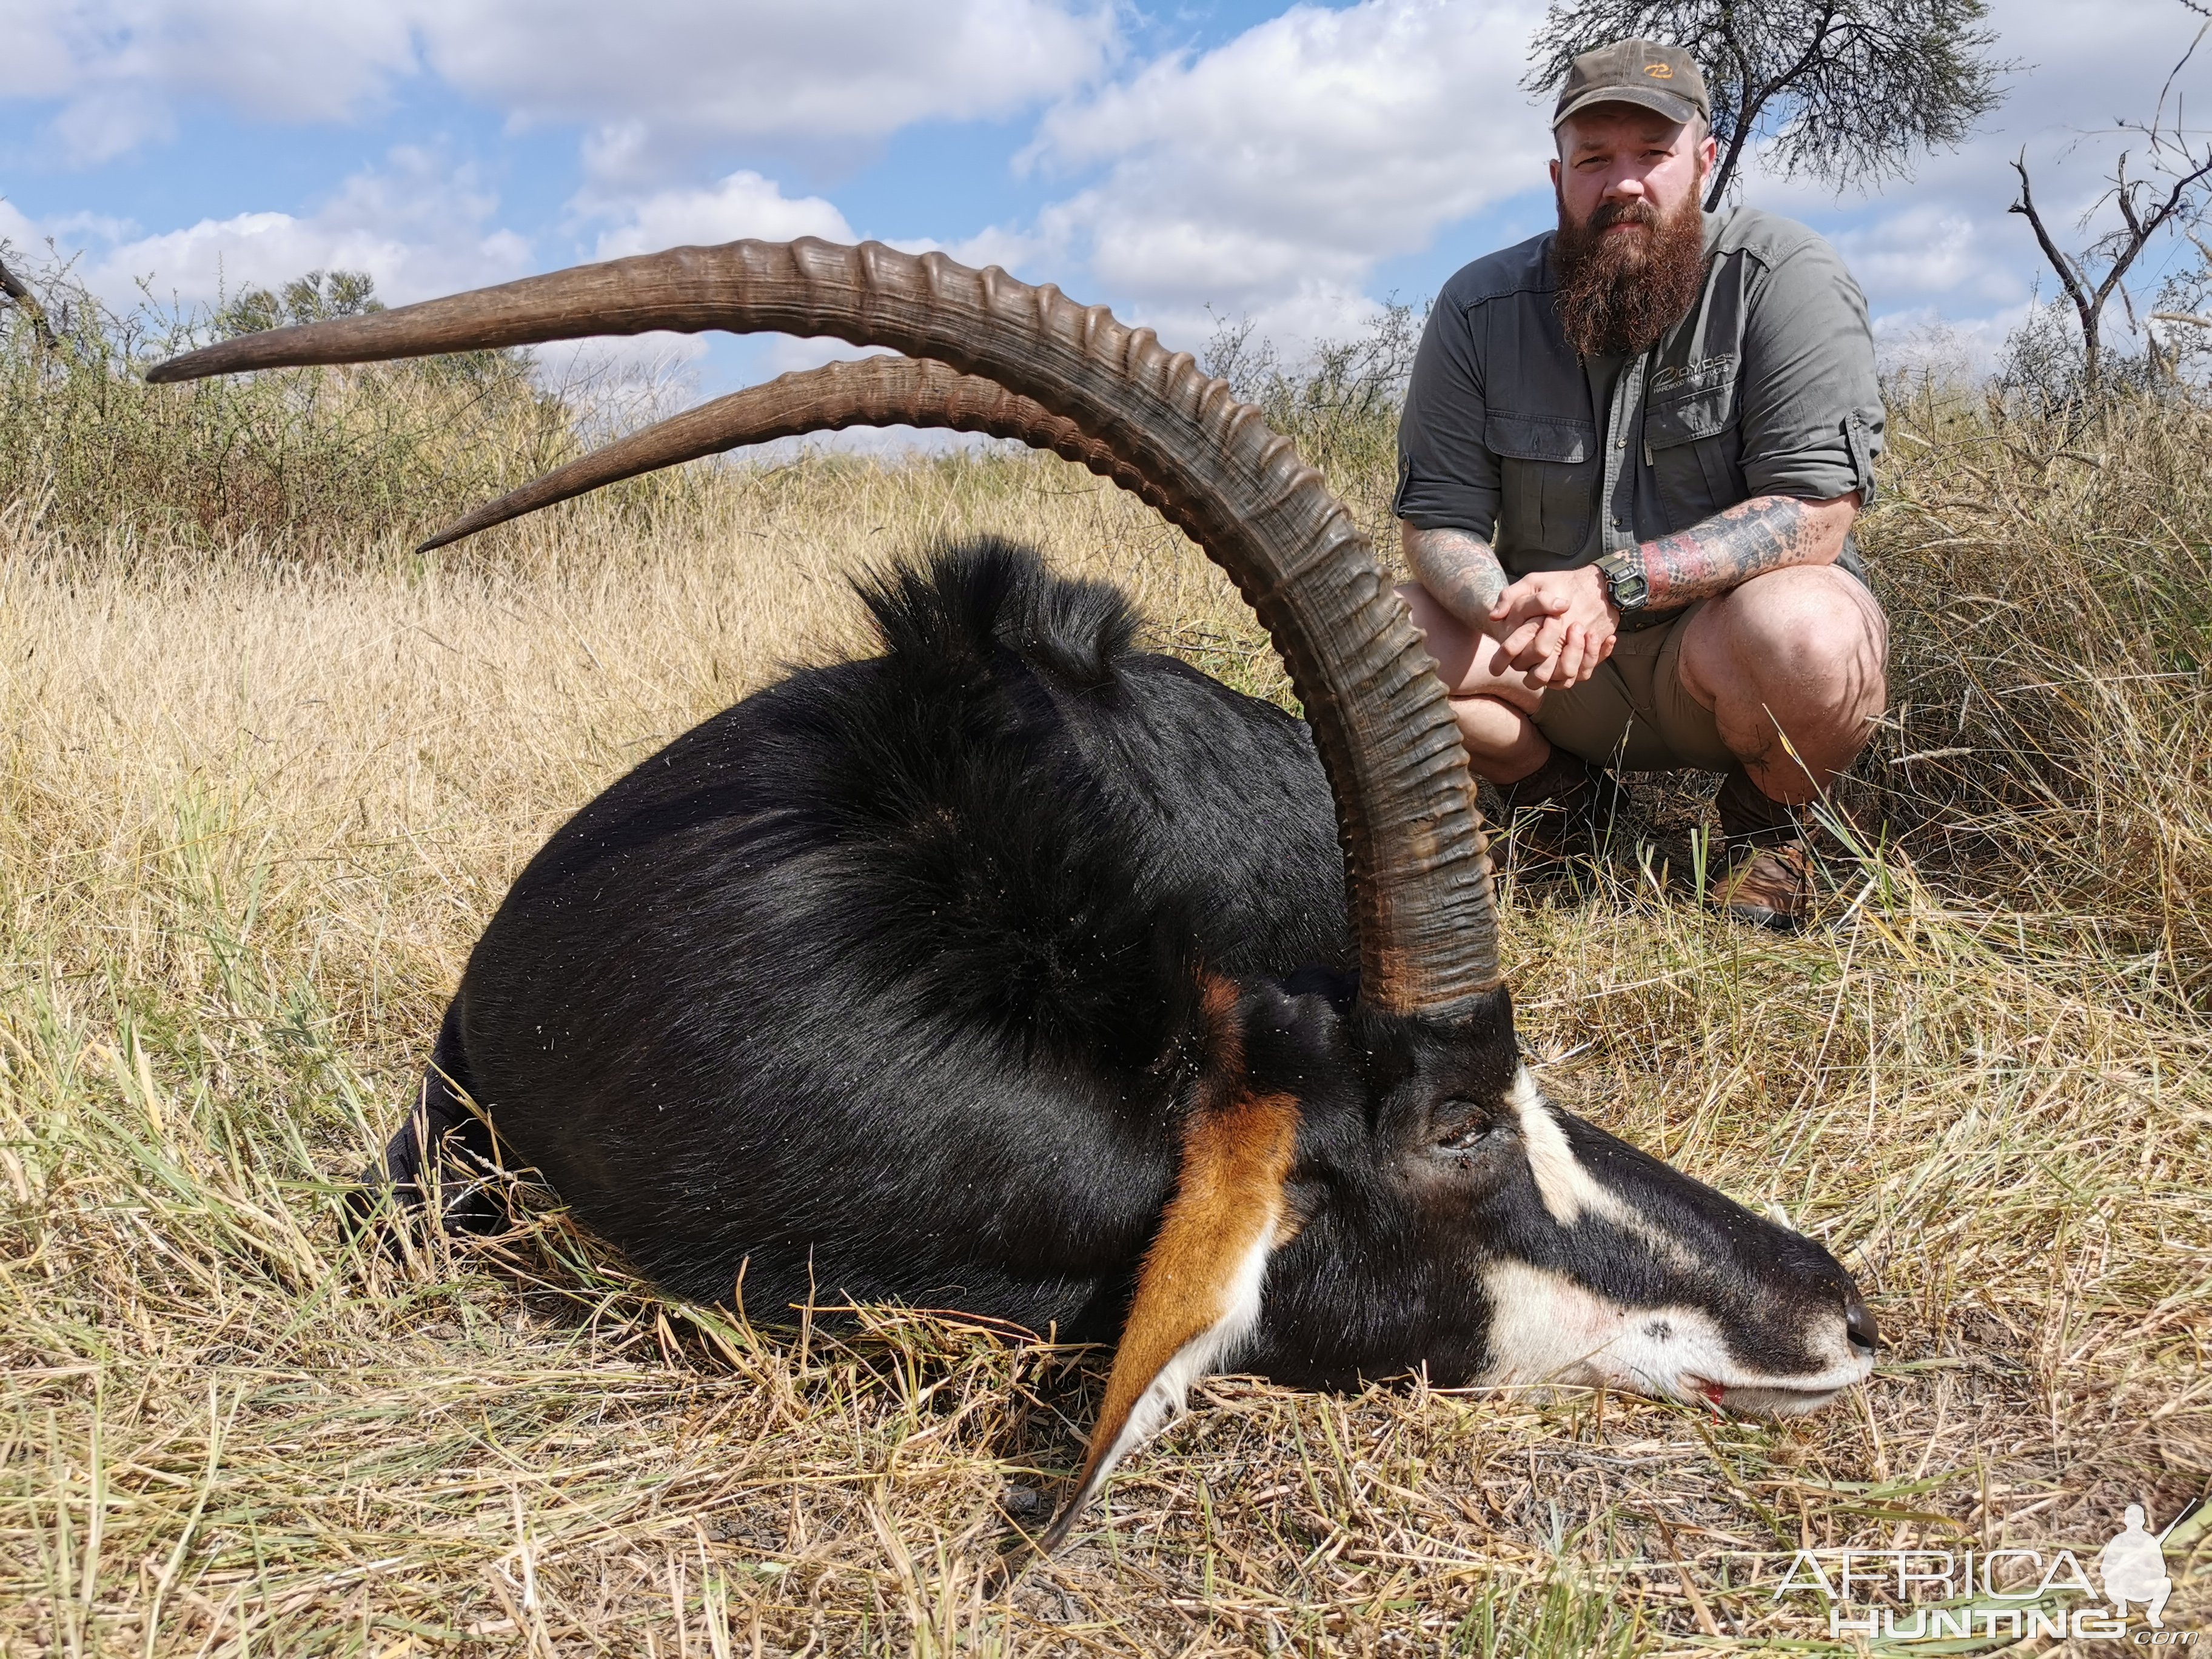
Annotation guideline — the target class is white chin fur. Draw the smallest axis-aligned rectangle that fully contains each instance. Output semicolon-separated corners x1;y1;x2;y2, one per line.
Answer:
1478;1260;1872;1412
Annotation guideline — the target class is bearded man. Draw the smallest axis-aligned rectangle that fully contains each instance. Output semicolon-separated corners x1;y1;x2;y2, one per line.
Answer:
1395;38;1886;930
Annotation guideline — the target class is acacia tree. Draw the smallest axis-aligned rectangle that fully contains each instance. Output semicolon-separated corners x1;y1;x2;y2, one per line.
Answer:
1523;0;2007;210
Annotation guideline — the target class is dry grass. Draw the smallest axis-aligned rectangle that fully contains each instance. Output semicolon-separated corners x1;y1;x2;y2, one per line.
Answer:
0;414;2207;1655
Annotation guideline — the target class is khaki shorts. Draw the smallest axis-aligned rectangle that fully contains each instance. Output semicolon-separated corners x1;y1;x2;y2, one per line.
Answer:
1531;603;1737;773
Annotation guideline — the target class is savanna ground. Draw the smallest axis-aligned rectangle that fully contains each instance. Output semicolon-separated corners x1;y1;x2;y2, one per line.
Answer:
0;289;2207;1654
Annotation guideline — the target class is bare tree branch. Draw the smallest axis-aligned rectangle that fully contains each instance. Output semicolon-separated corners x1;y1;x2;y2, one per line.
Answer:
1709;4;1759;207
2006;10;2212;402
0;253;62;354
1706;6;1847;209
2010;156;2093;317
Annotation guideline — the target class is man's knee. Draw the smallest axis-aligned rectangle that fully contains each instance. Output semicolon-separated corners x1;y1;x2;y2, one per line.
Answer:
1695;568;1887;706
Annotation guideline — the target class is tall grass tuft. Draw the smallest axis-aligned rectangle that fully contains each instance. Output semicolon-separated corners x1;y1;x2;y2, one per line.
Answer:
1850;383;2212;1005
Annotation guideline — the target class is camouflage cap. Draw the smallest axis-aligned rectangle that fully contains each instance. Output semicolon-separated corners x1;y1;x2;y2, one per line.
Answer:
1552;38;1709;129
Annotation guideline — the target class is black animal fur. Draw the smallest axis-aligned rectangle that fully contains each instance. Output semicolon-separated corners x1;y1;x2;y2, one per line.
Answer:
371;538;1865;1390
386;542;1343;1326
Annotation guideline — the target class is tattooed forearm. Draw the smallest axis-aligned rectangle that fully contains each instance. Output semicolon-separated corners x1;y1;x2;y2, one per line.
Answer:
1635;493;1857;607
1401;524;1510;630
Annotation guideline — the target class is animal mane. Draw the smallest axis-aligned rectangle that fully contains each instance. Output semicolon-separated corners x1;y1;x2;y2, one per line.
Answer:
790;541;1196;1067
857;535;1141;695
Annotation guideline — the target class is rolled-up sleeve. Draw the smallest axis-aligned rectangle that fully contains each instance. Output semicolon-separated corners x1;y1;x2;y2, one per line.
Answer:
1393;299;1500;534
1737;237;1884;504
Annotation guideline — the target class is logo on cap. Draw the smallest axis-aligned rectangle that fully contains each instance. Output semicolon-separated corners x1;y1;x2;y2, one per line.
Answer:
1644;62;1674;78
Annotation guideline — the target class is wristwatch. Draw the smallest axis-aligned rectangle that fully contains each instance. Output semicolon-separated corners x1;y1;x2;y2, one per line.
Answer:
1595;550;1649;614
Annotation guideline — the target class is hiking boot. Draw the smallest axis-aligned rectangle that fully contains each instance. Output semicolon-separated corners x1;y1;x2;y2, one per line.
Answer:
1492;748;1621;866
1709;766;1814;931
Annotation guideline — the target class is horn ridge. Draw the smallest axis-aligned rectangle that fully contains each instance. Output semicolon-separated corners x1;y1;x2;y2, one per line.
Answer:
147;236;1502;1013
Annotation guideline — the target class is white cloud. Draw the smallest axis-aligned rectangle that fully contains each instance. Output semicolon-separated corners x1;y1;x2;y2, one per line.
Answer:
588;170;854;261
925;224;1045;278
2;0;1114;170
1827;203;2021;306
0;196;40;257
432;0;1116;182
59;147;532;309
1;0;418;165
1024;0;1550;348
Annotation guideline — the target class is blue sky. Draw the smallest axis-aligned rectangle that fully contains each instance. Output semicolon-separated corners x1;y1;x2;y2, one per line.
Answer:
4;0;2208;397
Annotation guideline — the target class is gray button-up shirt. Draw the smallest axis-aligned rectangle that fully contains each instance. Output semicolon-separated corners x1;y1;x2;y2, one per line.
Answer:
1395;206;1882;581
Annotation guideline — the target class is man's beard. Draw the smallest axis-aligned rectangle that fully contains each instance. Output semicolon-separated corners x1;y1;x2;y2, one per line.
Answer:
1551;186;1708;360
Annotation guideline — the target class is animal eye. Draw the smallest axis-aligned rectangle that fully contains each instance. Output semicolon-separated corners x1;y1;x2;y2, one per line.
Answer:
1433;1107;1506;1155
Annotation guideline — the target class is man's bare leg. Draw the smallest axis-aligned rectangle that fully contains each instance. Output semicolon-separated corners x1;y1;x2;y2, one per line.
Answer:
1672;565;1887;928
1396;582;1553;783
1675;566;1888;803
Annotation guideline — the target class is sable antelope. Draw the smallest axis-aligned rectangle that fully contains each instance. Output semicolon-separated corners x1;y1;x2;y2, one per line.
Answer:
150;240;1877;1552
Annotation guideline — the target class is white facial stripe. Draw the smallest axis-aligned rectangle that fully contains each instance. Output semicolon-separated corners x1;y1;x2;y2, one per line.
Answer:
1509;1071;1709;1272
1490;1073;1872;1415
1477;1259;1875;1412
1509;1067;1624;1227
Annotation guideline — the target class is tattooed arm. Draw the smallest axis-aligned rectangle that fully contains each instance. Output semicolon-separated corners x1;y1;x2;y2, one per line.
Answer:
1635;492;1860;608
1401;523;1512;636
1481;491;1860;689
1403;521;1620;688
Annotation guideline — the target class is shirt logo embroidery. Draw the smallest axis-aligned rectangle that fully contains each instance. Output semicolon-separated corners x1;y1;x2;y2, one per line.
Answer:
1649;354;1737;394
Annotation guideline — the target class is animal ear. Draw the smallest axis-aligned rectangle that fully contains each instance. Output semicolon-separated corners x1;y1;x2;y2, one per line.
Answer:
1035;1085;1301;1555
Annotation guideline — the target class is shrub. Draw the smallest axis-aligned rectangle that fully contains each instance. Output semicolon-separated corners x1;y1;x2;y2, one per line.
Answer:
0;252;575;555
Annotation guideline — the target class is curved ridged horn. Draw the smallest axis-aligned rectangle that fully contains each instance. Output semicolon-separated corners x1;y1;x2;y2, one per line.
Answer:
416;357;1174;554
148;239;1500;1014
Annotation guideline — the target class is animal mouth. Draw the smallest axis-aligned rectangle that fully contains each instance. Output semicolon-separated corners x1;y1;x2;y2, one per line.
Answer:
1681;1362;1872;1418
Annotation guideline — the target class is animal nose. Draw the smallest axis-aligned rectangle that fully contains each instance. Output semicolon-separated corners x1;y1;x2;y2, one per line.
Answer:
1845;1292;1880;1354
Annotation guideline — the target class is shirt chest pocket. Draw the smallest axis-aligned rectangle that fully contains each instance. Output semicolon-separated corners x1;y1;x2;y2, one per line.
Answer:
1486;412;1598;563
1643;366;1743;526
